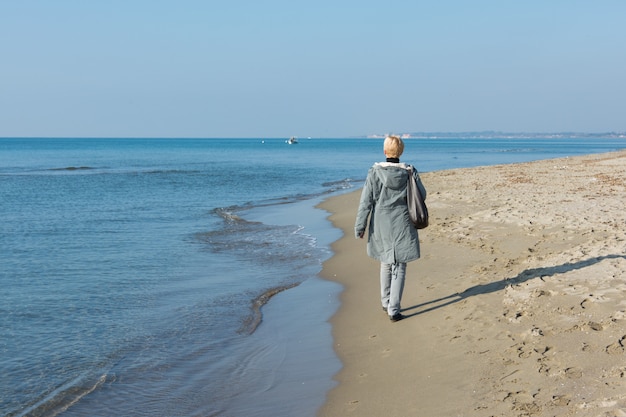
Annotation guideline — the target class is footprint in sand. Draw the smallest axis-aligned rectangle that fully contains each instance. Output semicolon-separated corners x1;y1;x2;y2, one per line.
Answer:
551;395;571;406
606;335;626;355
588;321;604;331
564;367;583;379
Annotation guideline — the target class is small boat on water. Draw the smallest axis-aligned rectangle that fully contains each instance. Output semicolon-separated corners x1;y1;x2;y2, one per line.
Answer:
286;136;298;144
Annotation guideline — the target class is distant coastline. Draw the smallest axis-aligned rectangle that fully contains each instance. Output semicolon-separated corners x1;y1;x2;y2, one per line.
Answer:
2;132;626;140
365;131;626;139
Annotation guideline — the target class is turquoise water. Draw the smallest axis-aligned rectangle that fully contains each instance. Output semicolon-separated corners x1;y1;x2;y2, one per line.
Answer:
1;137;625;416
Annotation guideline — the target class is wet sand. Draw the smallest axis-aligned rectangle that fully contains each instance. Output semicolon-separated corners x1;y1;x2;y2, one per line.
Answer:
316;150;626;417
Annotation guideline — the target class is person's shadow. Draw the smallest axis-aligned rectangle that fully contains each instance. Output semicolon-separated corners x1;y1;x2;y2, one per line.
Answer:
402;254;626;318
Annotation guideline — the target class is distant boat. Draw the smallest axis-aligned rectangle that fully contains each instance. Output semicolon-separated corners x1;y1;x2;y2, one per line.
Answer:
286;136;298;144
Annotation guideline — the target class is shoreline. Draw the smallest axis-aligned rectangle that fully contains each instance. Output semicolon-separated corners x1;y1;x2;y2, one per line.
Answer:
316;150;626;416
234;194;344;416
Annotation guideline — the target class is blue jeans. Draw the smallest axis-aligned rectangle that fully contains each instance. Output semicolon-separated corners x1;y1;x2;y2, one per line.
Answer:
380;262;406;316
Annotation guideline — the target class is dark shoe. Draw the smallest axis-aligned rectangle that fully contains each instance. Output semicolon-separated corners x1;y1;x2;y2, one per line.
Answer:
390;313;404;322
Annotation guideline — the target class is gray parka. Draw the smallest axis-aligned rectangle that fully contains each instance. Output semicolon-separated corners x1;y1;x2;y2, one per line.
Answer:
354;162;427;264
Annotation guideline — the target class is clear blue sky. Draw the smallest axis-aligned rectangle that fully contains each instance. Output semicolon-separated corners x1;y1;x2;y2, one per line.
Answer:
1;1;625;138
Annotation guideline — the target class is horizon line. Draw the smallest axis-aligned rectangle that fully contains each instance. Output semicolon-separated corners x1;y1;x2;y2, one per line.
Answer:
2;130;626;140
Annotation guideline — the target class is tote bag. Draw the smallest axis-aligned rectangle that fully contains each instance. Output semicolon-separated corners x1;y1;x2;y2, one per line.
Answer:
407;167;428;229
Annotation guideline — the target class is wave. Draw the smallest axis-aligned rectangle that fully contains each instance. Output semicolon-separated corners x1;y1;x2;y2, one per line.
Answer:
195;220;315;262
212;207;260;224
210;177;360;219
8;167;204;176
321;177;361;191
143;169;203;175
238;283;299;335
47;166;95;171
10;370;112;417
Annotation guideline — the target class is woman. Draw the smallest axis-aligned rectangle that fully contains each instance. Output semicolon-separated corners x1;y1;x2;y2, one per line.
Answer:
354;135;427;322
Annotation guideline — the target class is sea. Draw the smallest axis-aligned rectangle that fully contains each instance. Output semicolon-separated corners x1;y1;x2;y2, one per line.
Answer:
1;136;625;417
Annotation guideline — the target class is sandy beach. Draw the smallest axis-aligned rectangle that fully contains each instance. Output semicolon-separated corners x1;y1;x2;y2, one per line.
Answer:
316;150;626;417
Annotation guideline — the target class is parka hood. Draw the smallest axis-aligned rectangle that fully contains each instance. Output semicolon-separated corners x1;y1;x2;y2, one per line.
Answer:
373;162;410;191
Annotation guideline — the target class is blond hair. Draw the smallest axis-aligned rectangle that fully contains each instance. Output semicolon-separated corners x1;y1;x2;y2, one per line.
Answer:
383;135;404;158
